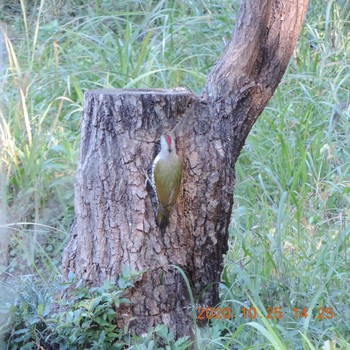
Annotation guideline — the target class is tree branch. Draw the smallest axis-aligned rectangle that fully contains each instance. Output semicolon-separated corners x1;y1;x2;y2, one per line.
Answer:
203;0;308;104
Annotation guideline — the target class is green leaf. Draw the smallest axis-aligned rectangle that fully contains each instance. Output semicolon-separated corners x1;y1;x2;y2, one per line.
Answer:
118;278;127;289
91;296;103;310
20;341;36;350
37;303;44;317
13;328;30;335
155;324;168;340
121;265;130;278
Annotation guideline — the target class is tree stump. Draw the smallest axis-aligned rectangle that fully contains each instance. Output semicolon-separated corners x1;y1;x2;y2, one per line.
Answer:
62;88;235;335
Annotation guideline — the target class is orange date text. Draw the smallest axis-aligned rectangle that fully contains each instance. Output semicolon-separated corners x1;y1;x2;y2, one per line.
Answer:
197;306;334;320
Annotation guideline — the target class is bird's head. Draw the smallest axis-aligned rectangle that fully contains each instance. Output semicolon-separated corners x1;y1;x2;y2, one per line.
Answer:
160;134;174;154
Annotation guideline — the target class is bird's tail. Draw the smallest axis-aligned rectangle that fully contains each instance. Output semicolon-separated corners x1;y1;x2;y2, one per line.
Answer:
157;205;170;233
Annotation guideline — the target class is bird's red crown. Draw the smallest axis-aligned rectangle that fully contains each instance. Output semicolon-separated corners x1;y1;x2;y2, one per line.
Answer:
165;135;172;147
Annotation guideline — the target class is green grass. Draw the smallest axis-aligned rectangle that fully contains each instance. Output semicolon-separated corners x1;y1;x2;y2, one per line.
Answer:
0;0;349;348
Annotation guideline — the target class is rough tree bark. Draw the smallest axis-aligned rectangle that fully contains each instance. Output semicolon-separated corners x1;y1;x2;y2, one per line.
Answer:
62;0;309;338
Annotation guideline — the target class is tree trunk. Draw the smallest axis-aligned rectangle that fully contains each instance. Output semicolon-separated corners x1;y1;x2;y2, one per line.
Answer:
62;0;308;338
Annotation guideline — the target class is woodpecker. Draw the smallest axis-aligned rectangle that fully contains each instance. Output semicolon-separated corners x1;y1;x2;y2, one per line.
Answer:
152;135;182;232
